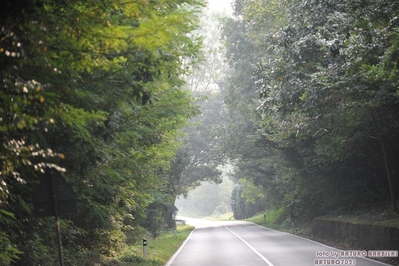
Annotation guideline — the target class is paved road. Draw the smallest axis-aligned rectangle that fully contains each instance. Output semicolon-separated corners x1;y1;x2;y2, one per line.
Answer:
166;217;394;266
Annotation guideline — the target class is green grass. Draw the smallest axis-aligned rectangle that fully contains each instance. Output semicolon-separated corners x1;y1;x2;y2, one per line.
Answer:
246;213;291;232
101;225;194;266
246;208;399;242
246;207;292;231
144;225;194;264
316;213;399;227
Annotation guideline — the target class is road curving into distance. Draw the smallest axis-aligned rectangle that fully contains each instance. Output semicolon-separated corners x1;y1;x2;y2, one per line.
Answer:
165;217;394;266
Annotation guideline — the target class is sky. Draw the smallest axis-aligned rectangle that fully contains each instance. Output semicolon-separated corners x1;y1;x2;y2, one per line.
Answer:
207;0;233;14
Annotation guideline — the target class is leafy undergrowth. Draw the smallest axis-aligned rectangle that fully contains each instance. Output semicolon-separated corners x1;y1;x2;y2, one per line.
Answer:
317;210;399;227
246;207;293;232
247;206;399;234
100;225;194;266
246;211;292;233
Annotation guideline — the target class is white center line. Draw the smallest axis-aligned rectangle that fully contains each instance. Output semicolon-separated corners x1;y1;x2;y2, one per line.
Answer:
224;225;275;266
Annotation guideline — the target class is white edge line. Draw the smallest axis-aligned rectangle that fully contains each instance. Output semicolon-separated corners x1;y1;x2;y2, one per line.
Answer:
250;222;393;266
224;225;275;266
164;227;196;266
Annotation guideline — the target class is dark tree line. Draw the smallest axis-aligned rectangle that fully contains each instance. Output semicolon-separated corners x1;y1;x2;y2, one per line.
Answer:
221;0;399;221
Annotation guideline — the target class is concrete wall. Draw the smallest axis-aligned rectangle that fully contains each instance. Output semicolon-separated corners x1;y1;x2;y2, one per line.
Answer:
312;218;399;251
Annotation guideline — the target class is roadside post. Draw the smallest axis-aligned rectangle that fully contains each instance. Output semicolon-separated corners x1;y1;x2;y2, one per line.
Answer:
143;238;147;258
33;168;77;266
263;214;266;224
290;202;294;229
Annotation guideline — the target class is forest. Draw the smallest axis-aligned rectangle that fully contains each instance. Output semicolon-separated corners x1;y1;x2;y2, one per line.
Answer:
220;0;399;221
2;0;399;264
0;0;213;264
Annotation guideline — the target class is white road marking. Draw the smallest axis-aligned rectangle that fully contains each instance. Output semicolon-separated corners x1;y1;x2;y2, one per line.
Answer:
250;222;392;266
165;229;195;266
224;225;275;266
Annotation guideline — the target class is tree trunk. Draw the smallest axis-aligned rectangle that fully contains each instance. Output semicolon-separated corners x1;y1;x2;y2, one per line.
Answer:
371;112;398;213
378;137;398;213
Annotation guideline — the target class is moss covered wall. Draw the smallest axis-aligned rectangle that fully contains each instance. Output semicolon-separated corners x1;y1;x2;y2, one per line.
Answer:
312;218;399;251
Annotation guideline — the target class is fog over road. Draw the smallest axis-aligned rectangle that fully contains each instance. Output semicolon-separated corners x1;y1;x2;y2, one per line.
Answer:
166;217;393;266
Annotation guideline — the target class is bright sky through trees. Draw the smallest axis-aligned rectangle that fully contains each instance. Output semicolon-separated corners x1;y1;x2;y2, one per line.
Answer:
208;0;233;14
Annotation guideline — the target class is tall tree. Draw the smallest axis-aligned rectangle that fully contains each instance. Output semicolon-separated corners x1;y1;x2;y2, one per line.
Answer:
256;0;399;213
170;9;230;198
1;0;205;263
221;0;399;220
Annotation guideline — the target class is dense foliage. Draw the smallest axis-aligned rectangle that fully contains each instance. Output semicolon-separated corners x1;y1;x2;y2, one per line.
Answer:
221;0;399;220
173;9;229;198
0;0;206;264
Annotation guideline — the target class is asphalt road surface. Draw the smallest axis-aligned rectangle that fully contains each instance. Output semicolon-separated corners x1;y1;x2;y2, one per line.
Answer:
166;217;394;266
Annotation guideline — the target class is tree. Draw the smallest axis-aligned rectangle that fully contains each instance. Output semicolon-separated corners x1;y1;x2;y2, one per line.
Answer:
170;9;231;198
218;0;289;218
1;0;206;263
221;0;399;220
253;0;399;215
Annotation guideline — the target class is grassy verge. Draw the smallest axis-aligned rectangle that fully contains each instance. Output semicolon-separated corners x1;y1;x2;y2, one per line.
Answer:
247;211;399;266
246;212;292;232
316;213;399;227
101;225;194;266
143;225;194;264
245;207;296;232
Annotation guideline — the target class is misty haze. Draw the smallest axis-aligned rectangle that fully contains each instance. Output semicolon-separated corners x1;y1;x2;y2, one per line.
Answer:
1;0;398;265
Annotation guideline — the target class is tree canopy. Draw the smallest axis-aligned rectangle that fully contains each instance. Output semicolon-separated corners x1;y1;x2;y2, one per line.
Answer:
221;0;399;220
0;0;206;264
